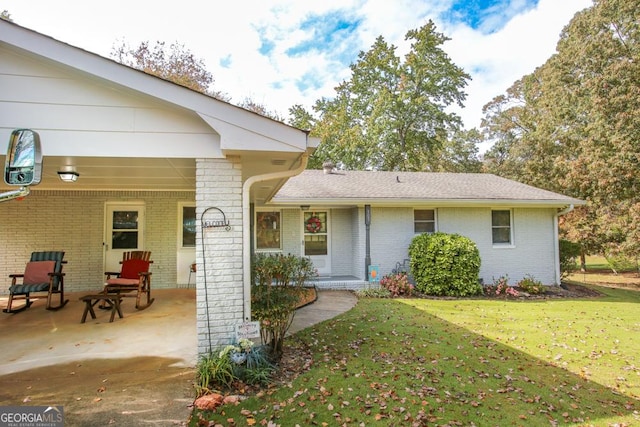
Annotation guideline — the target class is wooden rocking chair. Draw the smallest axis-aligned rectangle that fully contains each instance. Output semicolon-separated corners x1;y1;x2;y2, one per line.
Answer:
3;251;68;313
103;251;154;310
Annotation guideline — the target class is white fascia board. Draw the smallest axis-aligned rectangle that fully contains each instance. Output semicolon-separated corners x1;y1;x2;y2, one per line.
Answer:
197;113;308;153
267;198;585;208
2;21;310;152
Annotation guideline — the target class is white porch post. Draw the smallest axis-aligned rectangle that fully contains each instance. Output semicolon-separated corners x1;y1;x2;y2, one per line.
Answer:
195;158;243;355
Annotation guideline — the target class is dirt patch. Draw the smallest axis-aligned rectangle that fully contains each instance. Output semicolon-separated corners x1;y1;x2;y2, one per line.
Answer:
0;357;195;426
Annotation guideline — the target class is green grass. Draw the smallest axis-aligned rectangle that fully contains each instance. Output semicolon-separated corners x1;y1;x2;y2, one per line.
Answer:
191;285;640;426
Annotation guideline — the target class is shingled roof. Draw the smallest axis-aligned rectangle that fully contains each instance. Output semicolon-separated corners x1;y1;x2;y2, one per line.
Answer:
271;170;584;207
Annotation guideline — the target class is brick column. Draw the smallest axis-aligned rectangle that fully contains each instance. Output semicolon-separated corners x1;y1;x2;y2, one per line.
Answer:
195;157;244;355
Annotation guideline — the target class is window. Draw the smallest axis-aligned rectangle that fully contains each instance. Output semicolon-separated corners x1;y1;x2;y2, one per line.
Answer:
181;205;196;248
492;210;512;245
414;209;436;233
256;211;281;250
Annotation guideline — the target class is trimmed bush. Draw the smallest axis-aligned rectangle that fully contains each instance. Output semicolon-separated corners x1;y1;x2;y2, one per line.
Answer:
559;239;581;278
516;275;545;295
409;232;482;297
379;273;414;297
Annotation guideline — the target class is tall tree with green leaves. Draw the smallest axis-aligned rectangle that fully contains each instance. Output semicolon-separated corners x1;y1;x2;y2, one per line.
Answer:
309;21;470;171
481;0;640;261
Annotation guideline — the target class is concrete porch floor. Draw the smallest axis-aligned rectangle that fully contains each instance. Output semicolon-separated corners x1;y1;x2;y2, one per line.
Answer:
0;288;357;426
0;289;198;376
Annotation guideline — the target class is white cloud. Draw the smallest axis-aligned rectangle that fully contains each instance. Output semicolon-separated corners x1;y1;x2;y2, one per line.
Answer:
3;0;591;128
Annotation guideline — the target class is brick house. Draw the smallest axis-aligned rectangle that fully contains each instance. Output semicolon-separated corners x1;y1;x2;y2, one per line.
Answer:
1;20;583;356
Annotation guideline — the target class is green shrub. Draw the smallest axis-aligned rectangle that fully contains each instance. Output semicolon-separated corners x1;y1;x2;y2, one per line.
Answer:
559;239;581;278
516;275;545;295
379;273;414;297
604;251;637;274
195;340;275;395
409;232;482;297
195;351;234;395
251;253;317;360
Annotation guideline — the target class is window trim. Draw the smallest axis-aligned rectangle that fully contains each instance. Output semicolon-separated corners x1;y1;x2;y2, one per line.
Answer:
255;209;283;252
491;209;514;247
414;208;437;234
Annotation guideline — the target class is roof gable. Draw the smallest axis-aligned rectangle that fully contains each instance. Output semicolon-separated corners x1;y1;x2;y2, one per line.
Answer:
0;19;313;154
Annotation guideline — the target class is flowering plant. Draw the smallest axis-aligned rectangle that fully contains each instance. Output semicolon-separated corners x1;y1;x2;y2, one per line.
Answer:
379;273;414;297
218;339;256;364
485;275;519;297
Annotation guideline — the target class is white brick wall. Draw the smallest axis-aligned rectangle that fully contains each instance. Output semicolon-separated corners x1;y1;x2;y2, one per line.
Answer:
369;207;415;277
433;207;558;285
195;158;244;354
330;208;354;276
281;208;302;256
0;190;194;294
265;205;559;286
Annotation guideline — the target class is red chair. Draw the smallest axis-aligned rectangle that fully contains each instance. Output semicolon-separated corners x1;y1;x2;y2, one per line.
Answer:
103;251;154;310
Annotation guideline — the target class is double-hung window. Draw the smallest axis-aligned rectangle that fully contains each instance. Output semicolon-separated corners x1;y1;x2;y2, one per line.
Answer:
491;209;513;245
414;209;436;233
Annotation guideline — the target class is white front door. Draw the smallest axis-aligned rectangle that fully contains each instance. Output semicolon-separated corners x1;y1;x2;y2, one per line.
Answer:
303;210;331;276
104;202;145;272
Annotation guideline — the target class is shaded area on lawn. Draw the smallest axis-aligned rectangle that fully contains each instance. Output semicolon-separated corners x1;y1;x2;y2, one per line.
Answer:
192;289;639;426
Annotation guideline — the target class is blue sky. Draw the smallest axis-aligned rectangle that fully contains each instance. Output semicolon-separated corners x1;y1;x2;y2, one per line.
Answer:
2;0;591;131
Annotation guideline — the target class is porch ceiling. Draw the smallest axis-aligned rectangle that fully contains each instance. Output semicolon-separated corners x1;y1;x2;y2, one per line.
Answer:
0;152;304;200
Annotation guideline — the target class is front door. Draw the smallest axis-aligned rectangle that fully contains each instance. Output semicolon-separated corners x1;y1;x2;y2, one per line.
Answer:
303;210;331;276
104;202;145;272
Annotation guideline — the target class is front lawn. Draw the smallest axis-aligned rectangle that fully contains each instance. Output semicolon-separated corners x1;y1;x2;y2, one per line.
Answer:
191;284;639;426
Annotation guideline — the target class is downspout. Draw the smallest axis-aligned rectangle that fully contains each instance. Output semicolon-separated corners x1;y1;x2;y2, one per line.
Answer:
554;204;574;285
364;205;371;280
241;152;309;320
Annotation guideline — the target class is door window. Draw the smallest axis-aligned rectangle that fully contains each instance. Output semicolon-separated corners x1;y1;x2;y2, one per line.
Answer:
111;210;139;249
304;212;328;256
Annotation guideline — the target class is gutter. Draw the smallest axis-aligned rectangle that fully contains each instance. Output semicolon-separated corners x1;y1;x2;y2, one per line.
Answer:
241;152;309;320
0;187;30;203
554;204;575;285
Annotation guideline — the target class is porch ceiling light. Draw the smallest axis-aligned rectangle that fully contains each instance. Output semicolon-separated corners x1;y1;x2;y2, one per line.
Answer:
57;171;79;183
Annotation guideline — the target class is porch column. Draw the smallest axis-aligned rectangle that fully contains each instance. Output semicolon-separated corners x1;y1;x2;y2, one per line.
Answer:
195;157;243;355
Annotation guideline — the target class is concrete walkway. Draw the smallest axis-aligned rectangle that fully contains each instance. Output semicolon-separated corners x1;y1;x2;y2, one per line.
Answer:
0;288;357;426
288;289;358;336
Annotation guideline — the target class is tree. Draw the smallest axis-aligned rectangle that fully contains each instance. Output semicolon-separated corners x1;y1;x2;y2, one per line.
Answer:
309;21;470;171
237;97;284;121
111;40;229;100
426;128;482;173
287;104;316;131
480;0;640;262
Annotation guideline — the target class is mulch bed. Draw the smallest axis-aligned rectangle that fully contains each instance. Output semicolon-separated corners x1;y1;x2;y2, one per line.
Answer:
295;286;318;308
